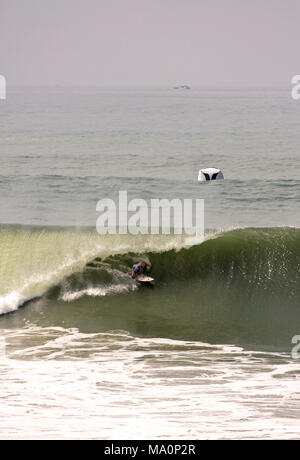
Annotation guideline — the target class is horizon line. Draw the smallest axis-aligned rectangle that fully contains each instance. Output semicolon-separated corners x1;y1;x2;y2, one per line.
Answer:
5;84;290;89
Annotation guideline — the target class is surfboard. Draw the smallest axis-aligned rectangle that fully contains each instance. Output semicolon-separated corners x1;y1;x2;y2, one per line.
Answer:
136;274;155;286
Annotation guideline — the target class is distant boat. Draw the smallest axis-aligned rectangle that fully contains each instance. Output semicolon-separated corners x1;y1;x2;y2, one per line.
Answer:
174;85;191;90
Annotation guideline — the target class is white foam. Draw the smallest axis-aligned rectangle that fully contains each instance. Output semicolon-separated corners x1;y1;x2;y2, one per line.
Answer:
60;283;137;302
1;327;300;439
0;292;27;315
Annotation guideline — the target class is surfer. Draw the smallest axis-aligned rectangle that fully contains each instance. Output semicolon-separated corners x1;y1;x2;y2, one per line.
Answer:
131;261;149;280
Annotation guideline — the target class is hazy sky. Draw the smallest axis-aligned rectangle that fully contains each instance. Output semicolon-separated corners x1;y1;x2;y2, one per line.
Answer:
1;0;299;86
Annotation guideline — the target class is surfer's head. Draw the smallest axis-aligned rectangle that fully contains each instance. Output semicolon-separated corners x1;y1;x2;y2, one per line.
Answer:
141;261;147;268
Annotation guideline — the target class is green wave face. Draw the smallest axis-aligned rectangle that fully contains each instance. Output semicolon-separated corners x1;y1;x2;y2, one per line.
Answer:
0;226;299;350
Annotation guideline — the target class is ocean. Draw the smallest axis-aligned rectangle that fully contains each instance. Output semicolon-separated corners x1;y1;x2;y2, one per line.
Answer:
0;86;300;439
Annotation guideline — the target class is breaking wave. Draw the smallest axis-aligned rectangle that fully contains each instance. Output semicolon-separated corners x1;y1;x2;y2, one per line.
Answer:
0;225;299;348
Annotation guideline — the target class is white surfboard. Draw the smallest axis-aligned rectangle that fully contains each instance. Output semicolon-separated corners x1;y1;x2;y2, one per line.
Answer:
136;274;155;286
